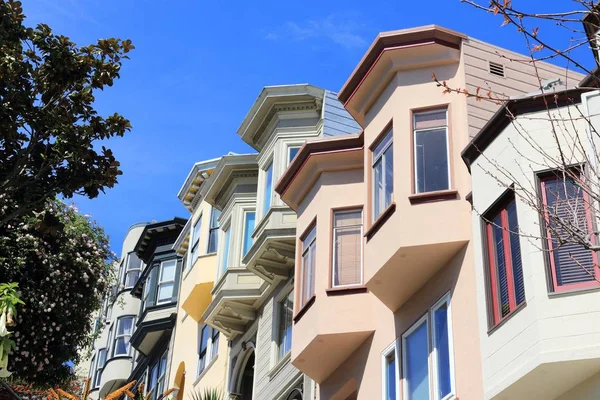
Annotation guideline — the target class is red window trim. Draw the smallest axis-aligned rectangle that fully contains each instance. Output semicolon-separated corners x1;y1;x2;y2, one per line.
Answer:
485;196;520;326
540;174;600;292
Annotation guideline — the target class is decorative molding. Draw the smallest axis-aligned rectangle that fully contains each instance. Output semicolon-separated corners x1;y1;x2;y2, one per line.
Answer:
214;170;259;209
253;100;322;148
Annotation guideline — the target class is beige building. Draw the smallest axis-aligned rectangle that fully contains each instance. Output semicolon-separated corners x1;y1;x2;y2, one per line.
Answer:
275;25;579;400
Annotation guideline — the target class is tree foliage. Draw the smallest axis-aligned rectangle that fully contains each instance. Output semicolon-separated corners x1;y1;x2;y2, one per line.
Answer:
0;0;134;228
0;199;115;385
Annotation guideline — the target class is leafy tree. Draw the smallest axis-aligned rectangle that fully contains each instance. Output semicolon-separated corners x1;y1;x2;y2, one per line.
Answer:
0;0;134;229
0;199;115;385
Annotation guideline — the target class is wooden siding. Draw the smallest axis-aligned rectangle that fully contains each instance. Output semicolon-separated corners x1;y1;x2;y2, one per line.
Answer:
322;90;362;136
253;281;303;400
463;38;585;138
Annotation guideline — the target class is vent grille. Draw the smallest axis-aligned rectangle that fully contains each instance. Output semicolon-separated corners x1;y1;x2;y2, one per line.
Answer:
489;61;505;77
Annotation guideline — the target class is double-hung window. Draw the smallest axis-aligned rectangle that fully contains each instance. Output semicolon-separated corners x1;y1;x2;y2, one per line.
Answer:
413;109;450;193
402;294;454;400
263;162;274;216
332;210;363;287
540;170;600;290
278;290;294;359
220;226;231;276
198;325;210;374
207;208;221;254
114;316;134;356
372;129;394;220
484;191;525;326
198;324;219;375
123;252;143;288
93;348;106;388
300;225;317;307
190;215;202;267
147;350;167;400
157;259;177;303
242;211;256;257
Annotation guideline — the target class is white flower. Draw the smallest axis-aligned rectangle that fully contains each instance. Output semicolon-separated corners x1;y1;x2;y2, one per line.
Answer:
0;311;8;337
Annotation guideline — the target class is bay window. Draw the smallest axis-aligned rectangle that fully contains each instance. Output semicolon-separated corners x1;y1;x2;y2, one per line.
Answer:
484;191;525;326
124;252;143;288
332;210;362;287
402;294;454;400
541;170;600;290
113;316;134;357
372;128;393;220
300;224;316;307
413;109;450;193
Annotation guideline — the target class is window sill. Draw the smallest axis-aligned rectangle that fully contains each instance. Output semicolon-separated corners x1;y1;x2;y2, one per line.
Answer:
487;302;526;335
365;202;396;241
268;352;291;380
548;283;600;298
326;286;368;296
193;355;219;387
293;295;316;323
408;189;458;204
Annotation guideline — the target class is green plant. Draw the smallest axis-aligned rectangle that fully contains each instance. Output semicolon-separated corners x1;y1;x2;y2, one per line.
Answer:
0;282;24;378
189;388;224;400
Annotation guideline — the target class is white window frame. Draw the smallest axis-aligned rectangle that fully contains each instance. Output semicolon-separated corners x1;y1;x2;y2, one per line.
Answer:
93;348;107;388
372;129;394;221
123;252;144;288
412;109;451;194
300;225;317;307
381;340;400;400
262;160;274;219
287;145;301;166
197;324;219;377
331;209;363;288
113;316;135;357
156;259;177;304
401;293;455;400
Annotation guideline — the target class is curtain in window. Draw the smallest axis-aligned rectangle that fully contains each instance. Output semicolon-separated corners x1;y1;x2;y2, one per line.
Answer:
333;211;362;286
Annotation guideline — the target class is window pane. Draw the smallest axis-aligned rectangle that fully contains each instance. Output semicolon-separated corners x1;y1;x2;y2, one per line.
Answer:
373;130;393;161
334;211;362;287
158;283;174;302
405;321;430;400
126;271;140;288
279;291;294;358
207;208;221;254
127;252;143;270
415;128;448;193
289;147;300;164
210;208;221;228
263;162;273;215
385;146;394;206
98;349;107;367
506;201;525;305
199;326;210;352
374;159;383;218
118;317;134;335
160;260;176;282
544;177;596;286
386;353;396;400
211;330;219;360
243;212;256;256
434;304;452;399
115;337;129;355
192;216;202;246
221;228;231;274
414;110;446;130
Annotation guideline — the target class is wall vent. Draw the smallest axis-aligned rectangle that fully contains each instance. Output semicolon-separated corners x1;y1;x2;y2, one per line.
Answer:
489;61;505;77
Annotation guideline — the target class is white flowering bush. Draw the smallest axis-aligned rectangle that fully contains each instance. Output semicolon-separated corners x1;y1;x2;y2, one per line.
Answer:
0;199;116;385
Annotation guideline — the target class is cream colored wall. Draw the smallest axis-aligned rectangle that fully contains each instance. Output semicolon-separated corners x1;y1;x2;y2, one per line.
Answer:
168;201;228;397
470;102;600;399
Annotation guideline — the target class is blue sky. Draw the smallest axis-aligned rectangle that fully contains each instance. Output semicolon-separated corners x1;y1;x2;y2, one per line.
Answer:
21;0;595;252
